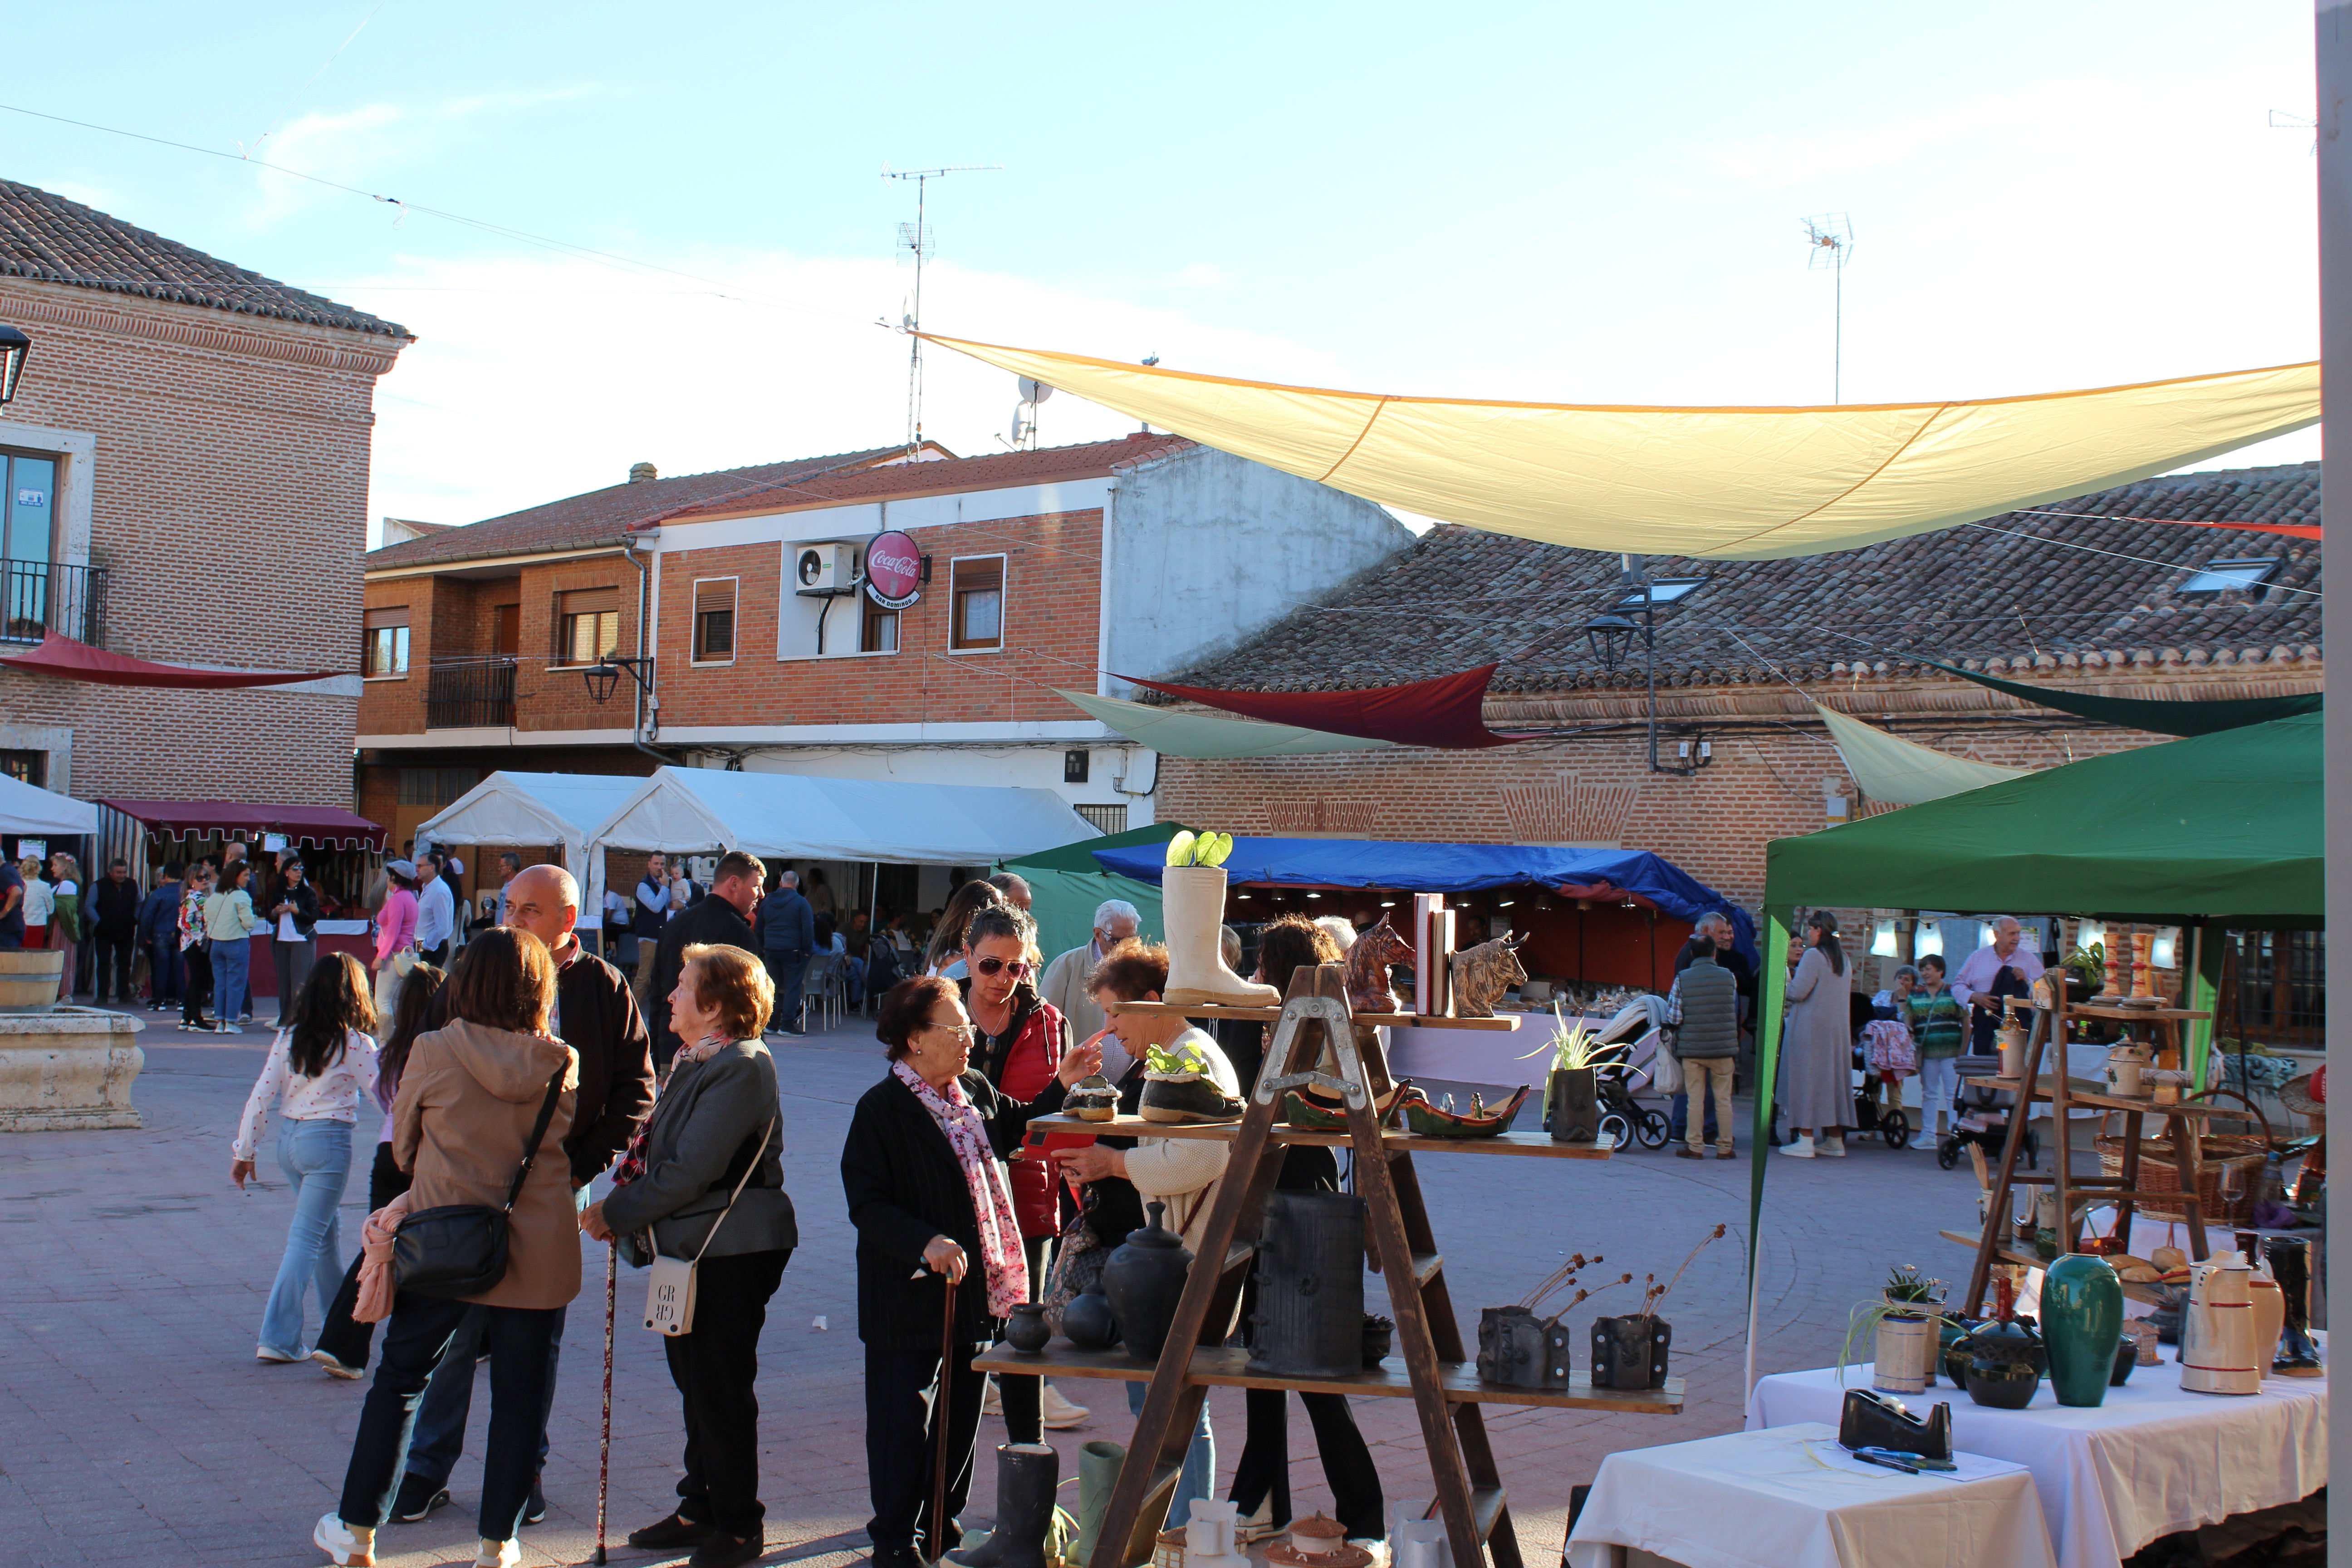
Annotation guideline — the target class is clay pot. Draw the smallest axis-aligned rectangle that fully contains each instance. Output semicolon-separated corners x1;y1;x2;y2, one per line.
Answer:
1547;1067;1598;1143
1589;1313;1671;1391
1361;1314;1393;1369
1474;1304;1572;1390
2110;1334;2138;1387
1964;1357;2041;1409
1102;1200;1193;1362
1062;1287;1119;1352
1003;1302;1052;1354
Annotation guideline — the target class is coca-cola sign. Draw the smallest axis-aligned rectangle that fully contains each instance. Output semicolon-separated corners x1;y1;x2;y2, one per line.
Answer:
864;529;926;610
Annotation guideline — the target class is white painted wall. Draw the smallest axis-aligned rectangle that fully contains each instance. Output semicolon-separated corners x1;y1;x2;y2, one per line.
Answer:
1101;446;1413;694
720;743;1155;827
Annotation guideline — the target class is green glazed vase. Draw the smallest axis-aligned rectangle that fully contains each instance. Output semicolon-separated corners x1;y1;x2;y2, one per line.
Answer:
2041;1253;2124;1407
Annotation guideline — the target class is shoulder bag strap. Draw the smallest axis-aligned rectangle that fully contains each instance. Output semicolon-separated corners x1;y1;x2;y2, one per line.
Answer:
688;1117;776;1264
501;1065;569;1214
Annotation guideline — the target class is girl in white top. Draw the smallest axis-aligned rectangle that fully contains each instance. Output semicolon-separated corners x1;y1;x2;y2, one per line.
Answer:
231;953;381;1363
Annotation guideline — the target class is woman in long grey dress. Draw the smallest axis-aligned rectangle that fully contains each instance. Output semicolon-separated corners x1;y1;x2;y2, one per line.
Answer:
1777;910;1853;1158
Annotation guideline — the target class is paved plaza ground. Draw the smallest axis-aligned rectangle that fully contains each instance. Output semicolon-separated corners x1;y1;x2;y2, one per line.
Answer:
2;1010;2007;1568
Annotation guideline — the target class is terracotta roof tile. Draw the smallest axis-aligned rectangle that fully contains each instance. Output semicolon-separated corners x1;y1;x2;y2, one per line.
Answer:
661;433;1196;520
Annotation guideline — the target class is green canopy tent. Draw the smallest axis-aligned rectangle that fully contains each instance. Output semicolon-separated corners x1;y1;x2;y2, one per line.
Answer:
1000;821;1189;962
1743;713;2323;1385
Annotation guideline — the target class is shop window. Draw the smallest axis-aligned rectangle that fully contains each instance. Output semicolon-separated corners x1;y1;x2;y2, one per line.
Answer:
950;555;1004;652
364;606;410;677
556;587;621;666
693;578;737;663
0;749;44;787
1075;803;1127;834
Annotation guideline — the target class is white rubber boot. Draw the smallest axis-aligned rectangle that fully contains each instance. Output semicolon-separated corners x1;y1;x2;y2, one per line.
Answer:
1161;866;1279;1007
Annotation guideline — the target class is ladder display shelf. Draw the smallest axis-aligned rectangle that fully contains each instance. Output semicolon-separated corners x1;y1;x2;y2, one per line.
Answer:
1955;990;2217;1315
972;965;1682;1568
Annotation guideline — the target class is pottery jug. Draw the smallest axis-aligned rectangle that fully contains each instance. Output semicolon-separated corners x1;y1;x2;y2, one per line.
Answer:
2236;1231;2286;1371
2106;1044;2151;1098
1061;1286;1119;1351
1003;1302;1052;1354
2040;1253;2124;1407
2178;1250;2262;1396
1250;1191;1367;1377
1102;1200;1193;1362
1548;1067;1599;1143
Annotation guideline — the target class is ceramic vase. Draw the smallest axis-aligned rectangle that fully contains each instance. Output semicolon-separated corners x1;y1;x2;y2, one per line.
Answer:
1003;1302;1052;1354
1062;1286;1119;1351
1249;1191;1367;1377
1474;1304;1573;1390
2040;1253;2124;1407
1102;1200;1193;1362
1548;1067;1598;1143
1589;1313;1671;1391
2179;1250;2262;1396
2109;1335;2138;1387
1965;1357;2041;1409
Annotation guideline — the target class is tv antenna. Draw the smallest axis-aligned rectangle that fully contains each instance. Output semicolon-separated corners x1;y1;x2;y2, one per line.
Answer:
1803;213;1854;403
1003;375;1052;451
884;163;1001;456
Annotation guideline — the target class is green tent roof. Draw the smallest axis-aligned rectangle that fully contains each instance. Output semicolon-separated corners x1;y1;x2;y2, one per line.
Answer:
1763;712;2322;925
1002;820;1188;874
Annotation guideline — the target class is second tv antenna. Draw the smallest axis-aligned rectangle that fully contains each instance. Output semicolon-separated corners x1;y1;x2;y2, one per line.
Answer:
1803;213;1854;404
885;163;1000;456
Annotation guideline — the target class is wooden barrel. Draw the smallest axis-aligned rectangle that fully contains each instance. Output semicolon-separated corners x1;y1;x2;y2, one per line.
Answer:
0;947;65;1011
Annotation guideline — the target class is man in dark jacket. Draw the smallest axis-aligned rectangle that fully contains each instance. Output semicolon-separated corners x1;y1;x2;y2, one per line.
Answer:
652;851;764;1069
755;870;815;1036
137;863;185;1011
89;860;143;1007
1666;937;1741;1159
389;861;658;1524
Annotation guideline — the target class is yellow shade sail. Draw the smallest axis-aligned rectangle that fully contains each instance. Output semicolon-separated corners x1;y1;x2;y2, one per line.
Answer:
923;335;2318;560
1816;704;2033;806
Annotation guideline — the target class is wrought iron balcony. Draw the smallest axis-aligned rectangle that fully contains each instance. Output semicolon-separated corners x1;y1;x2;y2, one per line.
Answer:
426;656;518;729
1;559;107;645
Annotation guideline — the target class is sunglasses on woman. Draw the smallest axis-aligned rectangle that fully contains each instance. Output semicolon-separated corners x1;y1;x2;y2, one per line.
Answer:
973;956;1031;979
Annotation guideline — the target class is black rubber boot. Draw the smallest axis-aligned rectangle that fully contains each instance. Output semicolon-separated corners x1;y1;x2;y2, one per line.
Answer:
952;1443;1059;1568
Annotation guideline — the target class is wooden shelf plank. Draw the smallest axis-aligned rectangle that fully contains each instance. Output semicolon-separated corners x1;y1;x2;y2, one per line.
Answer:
1936;1227;2171;1307
1411;1251;1445;1286
1027;1113;1618;1159
1112;1000;1522;1031
1470;1488;1508;1543
973;1343;1685;1414
2038;1003;2212;1022
1960;1077;2220;1117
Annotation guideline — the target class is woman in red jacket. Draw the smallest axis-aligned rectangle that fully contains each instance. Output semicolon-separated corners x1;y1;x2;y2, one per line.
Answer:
957;902;1089;1436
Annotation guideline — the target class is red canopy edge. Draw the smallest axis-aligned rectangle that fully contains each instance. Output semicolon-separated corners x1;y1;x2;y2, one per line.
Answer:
1116;663;1525;750
0;632;345;688
98;799;386;850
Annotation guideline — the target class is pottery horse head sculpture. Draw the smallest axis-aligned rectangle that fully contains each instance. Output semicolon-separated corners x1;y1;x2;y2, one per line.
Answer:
1448;933;1527;1018
1345;914;1414;1015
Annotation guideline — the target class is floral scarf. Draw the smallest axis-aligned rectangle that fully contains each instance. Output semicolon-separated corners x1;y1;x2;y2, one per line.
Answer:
893;1059;1028;1318
612;1031;733;1190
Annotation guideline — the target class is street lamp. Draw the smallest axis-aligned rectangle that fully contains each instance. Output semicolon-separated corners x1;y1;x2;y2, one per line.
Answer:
1580;612;1643;673
583;654;654;706
1590;558;1709;777
0;326;31;406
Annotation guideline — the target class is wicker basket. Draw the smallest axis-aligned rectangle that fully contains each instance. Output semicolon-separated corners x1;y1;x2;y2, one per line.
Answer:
2093;1088;2275;1226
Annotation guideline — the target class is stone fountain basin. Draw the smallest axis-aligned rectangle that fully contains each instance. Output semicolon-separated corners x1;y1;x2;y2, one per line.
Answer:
0;1005;145;1132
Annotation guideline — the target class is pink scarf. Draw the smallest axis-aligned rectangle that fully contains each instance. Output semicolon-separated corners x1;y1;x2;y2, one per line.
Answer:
353;1191;414;1323
893;1060;1028;1318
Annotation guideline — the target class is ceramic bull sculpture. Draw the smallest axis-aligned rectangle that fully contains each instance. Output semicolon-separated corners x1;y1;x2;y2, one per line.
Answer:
1449;933;1528;1018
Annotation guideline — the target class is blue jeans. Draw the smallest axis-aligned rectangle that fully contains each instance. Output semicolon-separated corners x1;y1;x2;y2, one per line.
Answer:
213;938;251;1026
1125;1380;1215;1526
258;1119;353;1356
150;935;181;1003
764;948;810;1031
843;956;867;1008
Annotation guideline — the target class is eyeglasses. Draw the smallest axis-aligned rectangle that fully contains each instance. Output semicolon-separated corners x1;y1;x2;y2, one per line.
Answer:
927;1023;979;1042
973;956;1031;979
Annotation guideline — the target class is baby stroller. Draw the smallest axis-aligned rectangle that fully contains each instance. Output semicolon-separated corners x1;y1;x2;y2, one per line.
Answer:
1935;1052;2039;1171
1589;995;1674;1150
1852;1019;1916;1150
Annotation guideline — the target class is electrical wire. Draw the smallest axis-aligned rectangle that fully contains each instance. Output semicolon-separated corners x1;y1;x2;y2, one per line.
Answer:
1960;520;2322;598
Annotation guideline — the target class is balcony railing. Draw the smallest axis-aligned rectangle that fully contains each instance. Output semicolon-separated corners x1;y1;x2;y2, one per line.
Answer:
2;559;108;646
426;656;518;728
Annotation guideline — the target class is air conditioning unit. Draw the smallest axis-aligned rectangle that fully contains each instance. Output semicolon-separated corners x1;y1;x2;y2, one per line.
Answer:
793;542;855;597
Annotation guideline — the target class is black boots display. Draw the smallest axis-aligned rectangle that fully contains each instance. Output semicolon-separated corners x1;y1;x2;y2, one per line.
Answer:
952;1443;1060;1568
2265;1238;2325;1378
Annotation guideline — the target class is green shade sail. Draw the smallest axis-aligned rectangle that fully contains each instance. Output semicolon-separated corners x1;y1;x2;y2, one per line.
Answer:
1816;704;2033;805
1002;821;1188;962
1927;660;2324;737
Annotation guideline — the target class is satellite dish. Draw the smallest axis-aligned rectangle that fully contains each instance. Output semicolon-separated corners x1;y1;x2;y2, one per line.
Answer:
1017;376;1053;404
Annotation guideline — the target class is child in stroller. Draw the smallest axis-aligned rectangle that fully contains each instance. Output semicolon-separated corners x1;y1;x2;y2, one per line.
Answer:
1588;995;1675;1149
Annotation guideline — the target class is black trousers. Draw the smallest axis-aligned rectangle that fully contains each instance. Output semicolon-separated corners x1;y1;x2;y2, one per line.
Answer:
866;1338;988;1555
91;931;136;1003
316;1143;411;1371
662;1248;790;1537
181;945;213;1026
1229;1389;1385;1539
338;1293;560;1543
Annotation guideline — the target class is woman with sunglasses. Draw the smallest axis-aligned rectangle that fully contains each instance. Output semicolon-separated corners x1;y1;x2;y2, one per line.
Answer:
957;904;1089;1436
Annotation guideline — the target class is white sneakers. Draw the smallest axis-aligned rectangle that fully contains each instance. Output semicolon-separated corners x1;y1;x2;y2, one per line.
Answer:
313;1513;375;1567
1777;1134;1815;1158
256;1344;304;1363
1818;1135;1847;1157
1908;1131;1939;1152
1040;1384;1090;1429
311;1348;363;1380
476;1538;520;1568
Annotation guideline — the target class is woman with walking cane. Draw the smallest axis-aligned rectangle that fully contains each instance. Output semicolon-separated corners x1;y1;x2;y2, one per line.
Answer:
581;943;796;1568
843;976;1100;1568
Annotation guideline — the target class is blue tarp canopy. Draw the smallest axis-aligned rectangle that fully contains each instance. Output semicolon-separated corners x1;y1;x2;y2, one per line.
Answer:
1091;836;1756;960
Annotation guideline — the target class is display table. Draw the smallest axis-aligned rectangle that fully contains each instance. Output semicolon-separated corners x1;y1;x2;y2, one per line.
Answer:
1748;1366;2328;1568
1564;1422;2052;1568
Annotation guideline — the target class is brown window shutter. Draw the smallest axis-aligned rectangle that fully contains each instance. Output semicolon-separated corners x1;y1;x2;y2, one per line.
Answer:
363;605;410;629
694;579;736;614
559;586;621;617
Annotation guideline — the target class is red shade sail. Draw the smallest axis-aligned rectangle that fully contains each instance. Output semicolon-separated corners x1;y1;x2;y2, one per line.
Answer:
98;799;385;850
1118;663;1523;750
0;632;344;688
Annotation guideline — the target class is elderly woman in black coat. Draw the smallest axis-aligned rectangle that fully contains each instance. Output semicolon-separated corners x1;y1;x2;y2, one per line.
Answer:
842;975;1099;1568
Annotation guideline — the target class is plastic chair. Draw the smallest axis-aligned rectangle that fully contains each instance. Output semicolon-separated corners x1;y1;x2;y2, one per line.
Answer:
803;952;843;1034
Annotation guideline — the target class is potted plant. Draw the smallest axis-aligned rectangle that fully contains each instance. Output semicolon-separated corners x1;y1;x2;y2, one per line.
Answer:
1591;1224;1726;1391
1139;1042;1244;1124
1839;1265;1962;1395
1527;1005;1603;1143
1478;1252;1628;1390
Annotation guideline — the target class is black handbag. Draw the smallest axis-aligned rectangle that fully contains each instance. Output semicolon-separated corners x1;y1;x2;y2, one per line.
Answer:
393;1067;567;1300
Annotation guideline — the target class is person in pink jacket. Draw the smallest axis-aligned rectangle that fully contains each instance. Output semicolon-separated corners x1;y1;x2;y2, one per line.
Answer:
372;860;421;1019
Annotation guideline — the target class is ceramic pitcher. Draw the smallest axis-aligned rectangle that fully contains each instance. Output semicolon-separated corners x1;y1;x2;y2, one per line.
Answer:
2179;1250;2262;1396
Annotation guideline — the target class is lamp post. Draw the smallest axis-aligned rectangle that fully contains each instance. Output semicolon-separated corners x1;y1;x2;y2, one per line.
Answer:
0;326;31;406
583;655;654;707
1580;556;1707;777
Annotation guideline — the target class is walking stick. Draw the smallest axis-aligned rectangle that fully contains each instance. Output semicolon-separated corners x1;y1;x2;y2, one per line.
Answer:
595;1239;617;1565
930;1270;961;1564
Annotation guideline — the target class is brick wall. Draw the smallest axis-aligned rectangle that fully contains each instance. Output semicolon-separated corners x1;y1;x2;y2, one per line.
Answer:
0;277;402;805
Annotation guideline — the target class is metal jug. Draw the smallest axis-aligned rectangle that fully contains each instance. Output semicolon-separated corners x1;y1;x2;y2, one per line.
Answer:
2178;1250;2262;1396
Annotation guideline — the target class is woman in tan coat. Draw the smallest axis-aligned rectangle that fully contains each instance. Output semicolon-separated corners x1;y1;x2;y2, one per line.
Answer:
315;927;580;1568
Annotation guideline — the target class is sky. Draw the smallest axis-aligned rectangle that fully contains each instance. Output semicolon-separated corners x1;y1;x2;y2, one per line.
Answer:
0;1;2325;539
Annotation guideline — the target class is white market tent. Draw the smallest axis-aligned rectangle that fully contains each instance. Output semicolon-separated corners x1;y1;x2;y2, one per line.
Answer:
413;772;644;927
0;774;98;836
590;767;1100;867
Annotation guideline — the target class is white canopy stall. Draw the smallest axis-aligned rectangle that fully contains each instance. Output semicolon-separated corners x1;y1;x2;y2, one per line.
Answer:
590;767;1100;868
413;772;644;928
0;774;98;837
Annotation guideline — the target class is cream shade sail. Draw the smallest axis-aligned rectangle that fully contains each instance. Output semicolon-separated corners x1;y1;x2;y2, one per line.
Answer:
1058;688;1397;759
923;335;2319;560
1816;704;2033;806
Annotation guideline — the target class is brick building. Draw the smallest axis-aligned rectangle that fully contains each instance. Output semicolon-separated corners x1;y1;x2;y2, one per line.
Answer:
0;181;407;814
357;435;1412;908
1148;464;2323;1010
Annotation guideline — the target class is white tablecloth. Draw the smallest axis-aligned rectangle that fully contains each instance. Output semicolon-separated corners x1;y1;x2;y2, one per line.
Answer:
1748;1366;2328;1568
1565;1422;2052;1568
